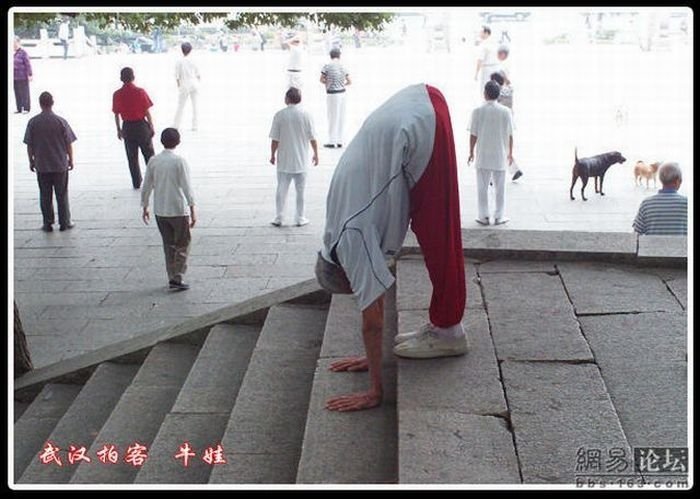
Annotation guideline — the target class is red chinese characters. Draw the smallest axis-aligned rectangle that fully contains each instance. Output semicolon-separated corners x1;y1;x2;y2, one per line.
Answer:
67;445;91;465
174;442;196;468
202;444;227;465
96;444;119;464
124;442;149;467
39;442;63;467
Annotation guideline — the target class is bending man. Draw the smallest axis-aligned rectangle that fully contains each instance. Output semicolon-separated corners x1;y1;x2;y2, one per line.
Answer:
316;83;468;412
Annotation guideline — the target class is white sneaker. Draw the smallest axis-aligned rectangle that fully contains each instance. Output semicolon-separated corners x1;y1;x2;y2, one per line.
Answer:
393;324;468;359
475;217;490;226
270;217;282;227
394;322;433;345
296;217;310;227
494;217;510;225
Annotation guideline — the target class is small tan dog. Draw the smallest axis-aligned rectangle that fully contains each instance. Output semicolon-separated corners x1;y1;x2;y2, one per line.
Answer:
634;161;661;188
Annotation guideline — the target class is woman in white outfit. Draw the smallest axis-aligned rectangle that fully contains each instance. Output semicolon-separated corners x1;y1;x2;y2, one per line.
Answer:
173;42;200;131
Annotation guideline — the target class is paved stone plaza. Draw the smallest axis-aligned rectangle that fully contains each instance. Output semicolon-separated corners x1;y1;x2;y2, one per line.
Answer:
11;40;691;368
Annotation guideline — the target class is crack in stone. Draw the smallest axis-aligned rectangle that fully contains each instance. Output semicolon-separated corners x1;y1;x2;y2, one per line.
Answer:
475;263;524;484
576;310;669;317
498;358;595;365
662;279;686;311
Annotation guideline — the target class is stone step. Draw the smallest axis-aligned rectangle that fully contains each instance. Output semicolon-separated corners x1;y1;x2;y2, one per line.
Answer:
14;401;30;422
14;383;82;481
296;292;398;484
134;324;261;484
501;361;636;484
209;304;327;484
397;310;519;483
70;342;200;484
18;362;139;484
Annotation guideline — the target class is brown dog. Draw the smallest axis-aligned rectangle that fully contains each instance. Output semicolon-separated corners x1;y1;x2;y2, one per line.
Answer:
634;161;661;189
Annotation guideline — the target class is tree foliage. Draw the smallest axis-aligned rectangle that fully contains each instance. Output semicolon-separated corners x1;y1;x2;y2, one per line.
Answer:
12;11;394;34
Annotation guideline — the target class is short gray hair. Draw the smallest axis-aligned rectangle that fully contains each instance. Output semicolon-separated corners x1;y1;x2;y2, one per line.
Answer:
659;162;682;185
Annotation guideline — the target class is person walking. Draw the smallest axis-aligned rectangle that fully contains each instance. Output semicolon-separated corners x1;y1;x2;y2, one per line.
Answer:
142;128;197;291
286;35;305;88
23;92;77;232
13;36;33;114
320;48;351;148
112;67;156;189
58;19;70;59
474;26;498;96
173;42;201;131
315;84;467;412
468;80;514;226
268;87;319;227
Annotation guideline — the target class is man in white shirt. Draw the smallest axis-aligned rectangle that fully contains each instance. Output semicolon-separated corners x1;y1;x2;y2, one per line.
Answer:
474;26;498;94
286;36;304;88
320;48;351;148
269;87;319;226
315;84;467;412
142;128;197;291
58;19;70;60
173;42;201;131
468;80;515;225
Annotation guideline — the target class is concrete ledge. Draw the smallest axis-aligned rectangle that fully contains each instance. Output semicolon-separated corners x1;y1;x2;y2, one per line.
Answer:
401;229;685;267
14;278;323;398
637;235;688;266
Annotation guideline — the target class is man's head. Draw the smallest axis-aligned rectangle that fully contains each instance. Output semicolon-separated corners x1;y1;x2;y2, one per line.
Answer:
484;80;500;101
285;87;302;105
659;162;682;190
497;44;510;61
480;26;491;40
315;252;353;295
39;91;54;110
181;42;192;56
330;47;341;60
14;36;21;51
120;67;135;83
490;71;505;86
161;128;181;149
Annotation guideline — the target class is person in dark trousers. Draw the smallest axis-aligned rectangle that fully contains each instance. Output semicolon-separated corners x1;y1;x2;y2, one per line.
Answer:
13;36;33;113
23;91;77;232
112;67;156;189
141;128;197;291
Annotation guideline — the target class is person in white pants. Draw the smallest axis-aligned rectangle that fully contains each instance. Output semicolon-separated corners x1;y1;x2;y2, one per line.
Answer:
286;36;304;89
468;80;514;226
173;42;200;131
320;48;351;148
269;87;319;226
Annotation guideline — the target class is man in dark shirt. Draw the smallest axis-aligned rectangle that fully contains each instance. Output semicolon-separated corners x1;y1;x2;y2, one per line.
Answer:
112;67;156;189
23;92;77;232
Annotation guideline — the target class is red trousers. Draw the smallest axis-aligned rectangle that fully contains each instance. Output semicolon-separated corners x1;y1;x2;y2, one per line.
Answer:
409;85;466;328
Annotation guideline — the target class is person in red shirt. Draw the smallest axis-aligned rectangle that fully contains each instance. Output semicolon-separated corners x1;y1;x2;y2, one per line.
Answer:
112;67;156;189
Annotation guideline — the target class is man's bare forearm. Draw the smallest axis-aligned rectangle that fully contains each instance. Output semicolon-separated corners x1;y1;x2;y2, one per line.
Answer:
361;296;384;398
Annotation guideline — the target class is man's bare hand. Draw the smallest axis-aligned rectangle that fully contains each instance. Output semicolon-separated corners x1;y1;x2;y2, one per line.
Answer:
326;390;382;412
269;156;275;165
312;153;319;166
468;153;474;164
117;129;123;141
329;356;368;372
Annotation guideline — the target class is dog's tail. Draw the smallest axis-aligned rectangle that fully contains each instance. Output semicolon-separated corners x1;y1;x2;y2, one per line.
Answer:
574;147;578;164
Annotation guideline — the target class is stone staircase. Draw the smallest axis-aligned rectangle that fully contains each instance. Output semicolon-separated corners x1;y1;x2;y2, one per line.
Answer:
13;253;687;485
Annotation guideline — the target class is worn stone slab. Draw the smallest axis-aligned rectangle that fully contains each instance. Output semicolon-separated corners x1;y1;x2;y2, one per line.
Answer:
477;259;558;274
134;413;230;484
666;277;687;310
399;410;520;484
397;309;506;415
489;312;593;362
14;383;82;481
637;235;687;259
70;343;199;484
396;258;482;312
461;229;637;257
579;313;687;448
252;305;327;352
172;324;260;414
14;402;30;423
210;305;326;484
558;262;683;314
296;359;398;484
130;342;200;387
481;272;573;315
19;363;139;484
501;361;634;484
